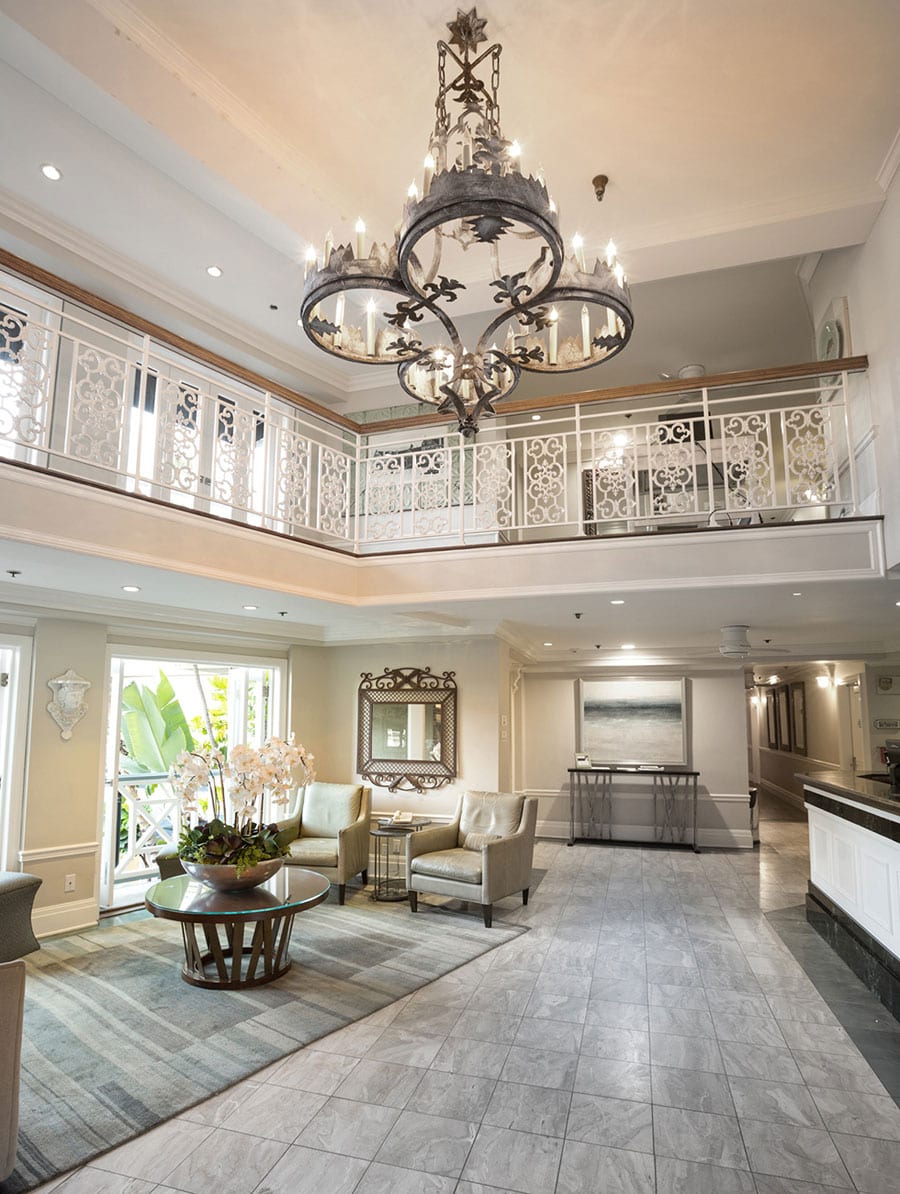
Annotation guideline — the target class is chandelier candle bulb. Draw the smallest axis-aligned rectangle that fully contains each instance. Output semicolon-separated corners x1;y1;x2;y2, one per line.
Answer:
606;239;617;268
423;153;435;196
581;304;591;359
408;180;419;200
573;233;586;271
355;218;366;259
366;300;376;356
548;307;559;365
614;262;626;287
334;293;345;348
323;230;333;267
304;245;317;278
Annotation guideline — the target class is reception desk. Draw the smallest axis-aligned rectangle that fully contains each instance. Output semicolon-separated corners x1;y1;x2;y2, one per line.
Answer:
800;770;900;1016
568;766;701;852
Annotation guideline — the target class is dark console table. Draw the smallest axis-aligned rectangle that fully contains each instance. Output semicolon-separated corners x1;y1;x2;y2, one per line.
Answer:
567;766;701;852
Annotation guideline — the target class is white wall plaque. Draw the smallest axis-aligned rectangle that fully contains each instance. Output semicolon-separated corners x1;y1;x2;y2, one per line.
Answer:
47;668;91;740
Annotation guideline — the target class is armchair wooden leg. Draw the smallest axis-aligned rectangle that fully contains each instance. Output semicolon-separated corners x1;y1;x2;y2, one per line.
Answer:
523;888;529;906
338;883;346;905
361;869;368;885
482;903;493;928
409;891;418;913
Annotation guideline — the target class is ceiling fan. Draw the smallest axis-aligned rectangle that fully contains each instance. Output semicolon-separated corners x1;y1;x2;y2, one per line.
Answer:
620;626;794;660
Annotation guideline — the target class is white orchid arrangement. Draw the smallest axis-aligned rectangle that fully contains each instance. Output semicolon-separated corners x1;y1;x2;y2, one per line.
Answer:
169;736;314;872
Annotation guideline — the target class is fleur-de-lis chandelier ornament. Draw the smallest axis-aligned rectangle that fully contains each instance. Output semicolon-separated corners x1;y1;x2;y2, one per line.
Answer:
300;7;633;435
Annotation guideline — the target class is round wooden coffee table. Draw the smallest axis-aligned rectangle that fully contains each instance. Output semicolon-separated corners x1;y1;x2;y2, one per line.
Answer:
145;868;330;989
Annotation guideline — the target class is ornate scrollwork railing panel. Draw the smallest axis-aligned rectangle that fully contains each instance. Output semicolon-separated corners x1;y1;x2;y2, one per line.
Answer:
66;343;129;469
472;440;514;529
646;420;701;517
783;407;839;505
717;411;777;511
0;307;56;451
523;433;568;525
317;445;352;539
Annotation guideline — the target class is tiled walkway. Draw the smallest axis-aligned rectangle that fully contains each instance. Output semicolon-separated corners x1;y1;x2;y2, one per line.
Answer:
34;809;900;1194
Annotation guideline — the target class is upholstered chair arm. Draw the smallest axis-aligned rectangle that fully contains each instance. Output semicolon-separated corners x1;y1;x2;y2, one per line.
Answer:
337;787;372;881
481;798;537;904
274;812;301;852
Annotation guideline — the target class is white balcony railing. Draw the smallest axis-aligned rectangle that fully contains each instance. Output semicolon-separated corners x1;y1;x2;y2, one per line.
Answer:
0;268;862;552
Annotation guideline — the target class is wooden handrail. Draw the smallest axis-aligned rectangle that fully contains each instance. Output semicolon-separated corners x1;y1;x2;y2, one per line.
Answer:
0;247;868;439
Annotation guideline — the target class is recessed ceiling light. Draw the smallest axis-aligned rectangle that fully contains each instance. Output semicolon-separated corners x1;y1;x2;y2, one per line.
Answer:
621;643;636;650
792;591;802;597
531;414;542;421
243;604;258;611
206;265;223;278
610;599;625;605
121;585;141;593
543;641;553;647
40;163;62;181
896;601;900;607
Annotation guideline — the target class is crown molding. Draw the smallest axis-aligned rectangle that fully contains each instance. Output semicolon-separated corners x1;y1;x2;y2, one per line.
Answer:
877;125;900;193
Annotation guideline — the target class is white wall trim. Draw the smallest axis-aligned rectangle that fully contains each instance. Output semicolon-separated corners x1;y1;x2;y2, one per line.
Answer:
536;818;752;849
32;897;98;938
18;841;99;864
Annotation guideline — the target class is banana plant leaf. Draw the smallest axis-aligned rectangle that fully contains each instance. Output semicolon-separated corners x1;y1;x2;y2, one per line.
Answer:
120;671;195;775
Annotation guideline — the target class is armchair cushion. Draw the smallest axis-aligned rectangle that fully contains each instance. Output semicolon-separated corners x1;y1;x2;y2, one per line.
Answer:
463;831;501;851
287;837;339;867
457;792;524;846
299;783;363;838
410;848;483;885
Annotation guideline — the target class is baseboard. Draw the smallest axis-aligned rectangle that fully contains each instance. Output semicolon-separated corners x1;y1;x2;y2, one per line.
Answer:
758;780;806;810
536;819;752;849
32;897;98;938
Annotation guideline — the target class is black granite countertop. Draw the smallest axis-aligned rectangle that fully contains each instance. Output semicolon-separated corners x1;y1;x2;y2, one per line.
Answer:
798;770;900;818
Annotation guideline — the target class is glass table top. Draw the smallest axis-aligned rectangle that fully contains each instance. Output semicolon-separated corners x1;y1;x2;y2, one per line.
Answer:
146;868;331;918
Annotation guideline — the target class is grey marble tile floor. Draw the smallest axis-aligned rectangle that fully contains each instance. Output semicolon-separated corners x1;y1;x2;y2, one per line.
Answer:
31;807;900;1193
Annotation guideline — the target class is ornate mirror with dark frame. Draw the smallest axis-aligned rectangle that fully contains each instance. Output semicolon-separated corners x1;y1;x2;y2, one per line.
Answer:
357;667;457;792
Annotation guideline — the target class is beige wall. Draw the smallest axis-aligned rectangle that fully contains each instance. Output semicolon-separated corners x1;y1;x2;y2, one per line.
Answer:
20;618;108;923
520;669;752;846
305;638;503;819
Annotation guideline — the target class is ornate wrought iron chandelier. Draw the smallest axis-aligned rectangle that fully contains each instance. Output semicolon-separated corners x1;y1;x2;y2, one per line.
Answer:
299;7;634;435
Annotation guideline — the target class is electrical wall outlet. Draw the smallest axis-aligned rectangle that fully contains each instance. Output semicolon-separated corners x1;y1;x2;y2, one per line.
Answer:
64;873;76;893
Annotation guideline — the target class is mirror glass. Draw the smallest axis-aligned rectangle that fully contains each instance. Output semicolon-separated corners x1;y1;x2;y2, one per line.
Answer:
371;702;442;761
358;667;457;791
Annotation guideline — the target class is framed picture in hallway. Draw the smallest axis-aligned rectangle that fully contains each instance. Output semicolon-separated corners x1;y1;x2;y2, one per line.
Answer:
765;689;778;749
776;684;792;751
790;681;807;756
578;678;688;766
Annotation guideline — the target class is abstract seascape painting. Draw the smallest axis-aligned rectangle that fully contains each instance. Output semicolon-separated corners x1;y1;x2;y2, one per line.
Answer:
579;678;687;765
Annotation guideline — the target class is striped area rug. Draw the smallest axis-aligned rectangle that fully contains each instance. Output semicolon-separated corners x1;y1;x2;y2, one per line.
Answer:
6;889;523;1192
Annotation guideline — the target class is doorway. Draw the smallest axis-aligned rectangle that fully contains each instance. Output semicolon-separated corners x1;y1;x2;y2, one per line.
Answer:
102;653;284;909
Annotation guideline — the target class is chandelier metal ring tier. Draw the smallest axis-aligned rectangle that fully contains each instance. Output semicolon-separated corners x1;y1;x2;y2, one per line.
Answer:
299;7;634;435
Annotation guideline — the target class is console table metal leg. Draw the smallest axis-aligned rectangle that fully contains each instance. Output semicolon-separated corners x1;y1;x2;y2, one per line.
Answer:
692;776;700;852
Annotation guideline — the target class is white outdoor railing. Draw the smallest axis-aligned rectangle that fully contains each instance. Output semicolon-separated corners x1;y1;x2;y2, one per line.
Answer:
0;269;862;551
101;771;181;907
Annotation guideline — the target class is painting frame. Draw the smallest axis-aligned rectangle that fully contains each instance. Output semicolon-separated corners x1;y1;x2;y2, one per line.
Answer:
790;680;807;756
776;684;792;752
765;688;778;749
577;677;688;767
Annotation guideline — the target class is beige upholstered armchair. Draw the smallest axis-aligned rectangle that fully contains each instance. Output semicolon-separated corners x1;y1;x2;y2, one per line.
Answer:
277;782;371;904
407;791;537;927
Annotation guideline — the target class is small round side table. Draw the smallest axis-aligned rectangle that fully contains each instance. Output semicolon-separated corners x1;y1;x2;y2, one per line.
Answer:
371;819;432;901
